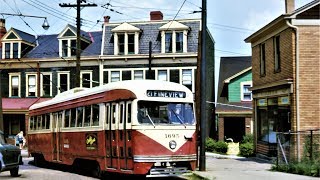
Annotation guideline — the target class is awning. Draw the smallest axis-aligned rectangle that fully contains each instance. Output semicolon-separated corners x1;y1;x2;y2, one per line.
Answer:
1;98;51;114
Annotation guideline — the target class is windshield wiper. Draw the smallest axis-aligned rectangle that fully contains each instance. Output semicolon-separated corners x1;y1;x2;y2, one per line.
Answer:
171;110;186;128
146;114;156;127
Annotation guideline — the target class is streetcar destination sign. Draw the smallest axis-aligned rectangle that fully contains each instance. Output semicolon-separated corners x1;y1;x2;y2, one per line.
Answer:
147;90;186;98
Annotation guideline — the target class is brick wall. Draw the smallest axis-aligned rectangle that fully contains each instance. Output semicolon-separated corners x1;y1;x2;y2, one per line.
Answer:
252;28;295;87
218;117;224;141
297;26;320;130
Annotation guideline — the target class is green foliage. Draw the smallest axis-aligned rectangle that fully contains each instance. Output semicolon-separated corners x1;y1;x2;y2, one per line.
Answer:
205;137;215;152
214;141;228;154
205;137;228;154
239;142;254;157
272;161;320;177
241;134;254;144
303;134;320;162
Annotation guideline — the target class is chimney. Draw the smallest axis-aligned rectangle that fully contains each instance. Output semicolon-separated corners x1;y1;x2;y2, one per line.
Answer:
150;11;163;21
285;0;295;14
104;16;110;23
0;18;7;48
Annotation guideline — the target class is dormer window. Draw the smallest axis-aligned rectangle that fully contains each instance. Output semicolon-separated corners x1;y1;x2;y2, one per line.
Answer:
1;28;35;59
58;25;91;58
111;23;141;55
159;21;189;53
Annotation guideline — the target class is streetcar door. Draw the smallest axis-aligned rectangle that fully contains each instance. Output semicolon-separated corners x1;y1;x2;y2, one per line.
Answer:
52;111;62;162
106;103;119;169
120;101;133;170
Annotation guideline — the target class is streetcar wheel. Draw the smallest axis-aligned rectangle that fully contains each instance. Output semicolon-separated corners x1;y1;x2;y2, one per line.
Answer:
10;167;19;177
92;163;101;178
34;155;45;167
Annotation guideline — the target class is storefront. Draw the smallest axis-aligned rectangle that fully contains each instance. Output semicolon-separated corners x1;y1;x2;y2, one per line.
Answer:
253;86;292;157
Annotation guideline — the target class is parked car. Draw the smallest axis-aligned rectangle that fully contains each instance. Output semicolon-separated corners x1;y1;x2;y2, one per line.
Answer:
0;131;22;177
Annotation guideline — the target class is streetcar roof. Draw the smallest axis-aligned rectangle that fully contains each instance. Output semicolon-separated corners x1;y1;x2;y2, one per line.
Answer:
29;80;194;110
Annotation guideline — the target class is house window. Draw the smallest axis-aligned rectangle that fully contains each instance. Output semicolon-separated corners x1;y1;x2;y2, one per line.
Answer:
57;72;70;93
274;36;281;72
158;70;167;81
62;40;68;57
176;32;183;52
70;40;77;56
165;32;173;53
60;39;77;57
41;73;52;97
26;74;37;97
128;34;135;54
118;34;125;54
9;74;20;97
114;32;139;55
182;69;192;90
260;43;266;76
81;71;92;88
5;43;10;59
134;70;144;80
111;71;120;82
3;42;20;59
241;82;252;101
13;43;19;59
162;31;187;53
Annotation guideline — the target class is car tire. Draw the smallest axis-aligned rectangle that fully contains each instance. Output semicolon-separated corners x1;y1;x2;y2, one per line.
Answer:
10;167;19;177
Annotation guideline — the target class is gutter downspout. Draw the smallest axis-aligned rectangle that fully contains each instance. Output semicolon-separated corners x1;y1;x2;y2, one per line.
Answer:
286;19;300;161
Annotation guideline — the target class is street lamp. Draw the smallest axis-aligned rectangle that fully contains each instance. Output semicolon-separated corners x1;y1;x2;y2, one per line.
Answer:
0;13;50;30
42;18;50;30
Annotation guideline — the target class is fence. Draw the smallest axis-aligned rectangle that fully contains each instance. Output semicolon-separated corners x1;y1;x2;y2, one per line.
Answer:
276;129;320;165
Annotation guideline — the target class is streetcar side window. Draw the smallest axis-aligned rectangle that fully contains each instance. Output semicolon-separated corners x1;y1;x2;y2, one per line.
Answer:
45;113;50;129
42;114;46;129
92;104;99;126
84;105;91;127
106;104;110;125
127;102;131;123
30;116;34;130
70;108;76;127
64;109;70;128
37;116;42;130
120;103;124;124
112;104;116;124
76;107;84;127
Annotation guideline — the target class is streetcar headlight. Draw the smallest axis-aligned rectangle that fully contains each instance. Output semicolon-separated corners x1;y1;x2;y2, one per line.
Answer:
169;140;177;150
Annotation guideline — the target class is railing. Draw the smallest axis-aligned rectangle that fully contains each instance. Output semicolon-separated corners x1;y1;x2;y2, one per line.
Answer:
276;129;320;165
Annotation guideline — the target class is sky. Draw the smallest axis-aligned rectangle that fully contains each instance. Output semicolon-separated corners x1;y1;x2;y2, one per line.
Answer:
0;0;314;90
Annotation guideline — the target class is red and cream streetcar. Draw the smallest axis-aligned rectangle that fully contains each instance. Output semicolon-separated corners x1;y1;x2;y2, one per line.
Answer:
28;80;197;177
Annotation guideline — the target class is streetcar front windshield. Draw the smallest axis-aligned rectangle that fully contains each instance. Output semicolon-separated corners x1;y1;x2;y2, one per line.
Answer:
137;101;195;125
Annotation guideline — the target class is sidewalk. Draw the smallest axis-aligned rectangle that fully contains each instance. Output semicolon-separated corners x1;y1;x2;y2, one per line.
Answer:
192;152;318;180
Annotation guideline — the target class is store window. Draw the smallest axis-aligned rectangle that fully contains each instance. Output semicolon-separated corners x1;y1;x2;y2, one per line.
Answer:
257;98;290;143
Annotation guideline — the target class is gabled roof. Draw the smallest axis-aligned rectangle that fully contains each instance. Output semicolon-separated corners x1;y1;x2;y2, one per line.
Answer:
224;67;252;83
1;28;36;44
288;0;320;18
217;56;251;104
58;24;91;43
159;21;189;31
111;22;141;32
245;0;320;43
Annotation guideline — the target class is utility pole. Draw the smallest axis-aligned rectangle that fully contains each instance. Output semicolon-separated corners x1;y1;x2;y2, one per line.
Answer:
199;0;207;171
59;0;97;88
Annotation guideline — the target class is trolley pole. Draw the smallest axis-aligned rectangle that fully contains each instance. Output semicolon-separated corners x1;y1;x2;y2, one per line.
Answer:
59;1;97;88
199;0;207;171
